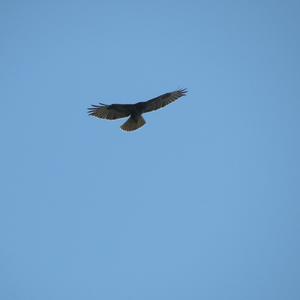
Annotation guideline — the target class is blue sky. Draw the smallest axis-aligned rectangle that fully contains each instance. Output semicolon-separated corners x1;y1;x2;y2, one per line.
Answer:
1;1;299;299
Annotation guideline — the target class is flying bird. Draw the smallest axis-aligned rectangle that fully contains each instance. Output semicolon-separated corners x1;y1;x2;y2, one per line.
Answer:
88;88;187;131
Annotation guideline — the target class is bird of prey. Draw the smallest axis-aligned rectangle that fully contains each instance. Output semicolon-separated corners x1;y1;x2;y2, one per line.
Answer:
88;88;187;131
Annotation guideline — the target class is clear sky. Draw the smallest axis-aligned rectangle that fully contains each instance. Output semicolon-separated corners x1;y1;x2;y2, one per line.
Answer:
1;1;299;299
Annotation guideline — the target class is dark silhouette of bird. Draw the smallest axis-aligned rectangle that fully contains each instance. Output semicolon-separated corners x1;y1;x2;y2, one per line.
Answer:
88;88;187;131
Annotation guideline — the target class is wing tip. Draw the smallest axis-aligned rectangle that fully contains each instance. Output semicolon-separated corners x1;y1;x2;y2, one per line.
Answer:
178;88;187;96
87;102;107;115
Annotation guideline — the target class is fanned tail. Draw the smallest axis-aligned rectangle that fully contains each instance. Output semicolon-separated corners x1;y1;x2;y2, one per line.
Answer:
121;115;146;132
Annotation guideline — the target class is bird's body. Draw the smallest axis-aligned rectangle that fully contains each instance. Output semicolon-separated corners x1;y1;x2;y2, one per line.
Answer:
88;88;187;131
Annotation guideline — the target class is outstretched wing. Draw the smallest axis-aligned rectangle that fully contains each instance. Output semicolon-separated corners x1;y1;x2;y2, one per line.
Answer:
88;103;131;120
142;88;187;113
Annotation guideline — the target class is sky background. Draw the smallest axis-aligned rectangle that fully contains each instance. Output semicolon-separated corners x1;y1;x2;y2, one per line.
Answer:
1;1;299;299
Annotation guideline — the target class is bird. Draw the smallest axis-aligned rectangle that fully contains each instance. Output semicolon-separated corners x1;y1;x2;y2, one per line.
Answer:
88;88;187;131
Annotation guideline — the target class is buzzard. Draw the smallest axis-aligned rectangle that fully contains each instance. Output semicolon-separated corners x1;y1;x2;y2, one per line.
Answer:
88;88;187;131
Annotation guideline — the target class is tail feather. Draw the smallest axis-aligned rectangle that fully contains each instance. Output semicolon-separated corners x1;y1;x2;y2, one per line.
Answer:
121;115;146;132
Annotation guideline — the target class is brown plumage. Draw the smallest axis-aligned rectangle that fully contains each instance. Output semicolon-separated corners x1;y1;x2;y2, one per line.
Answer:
88;88;187;131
